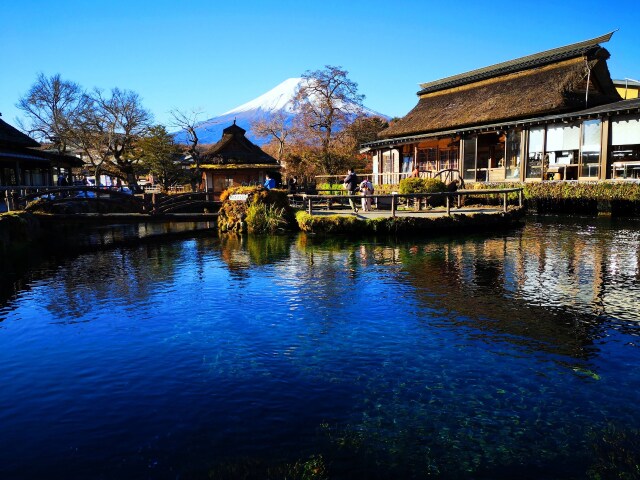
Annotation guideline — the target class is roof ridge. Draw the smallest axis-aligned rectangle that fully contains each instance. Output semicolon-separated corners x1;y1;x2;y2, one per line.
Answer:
417;31;615;95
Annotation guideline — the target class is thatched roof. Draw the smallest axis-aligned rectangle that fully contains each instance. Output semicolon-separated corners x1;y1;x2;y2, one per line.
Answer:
379;33;621;139
417;31;615;95
0;118;40;148
201;121;279;167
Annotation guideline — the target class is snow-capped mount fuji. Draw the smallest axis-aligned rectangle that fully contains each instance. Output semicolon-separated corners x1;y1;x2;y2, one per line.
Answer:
173;78;388;146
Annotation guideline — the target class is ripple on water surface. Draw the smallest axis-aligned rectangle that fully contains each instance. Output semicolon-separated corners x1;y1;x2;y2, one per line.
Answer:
0;224;640;479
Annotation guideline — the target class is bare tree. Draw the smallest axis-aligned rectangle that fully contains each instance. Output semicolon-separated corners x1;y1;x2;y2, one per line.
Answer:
16;73;90;153
170;108;206;191
293;65;365;174
66;88;151;188
251;111;292;162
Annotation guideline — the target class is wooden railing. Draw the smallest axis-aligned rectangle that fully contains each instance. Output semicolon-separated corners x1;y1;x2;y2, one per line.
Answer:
293;188;524;217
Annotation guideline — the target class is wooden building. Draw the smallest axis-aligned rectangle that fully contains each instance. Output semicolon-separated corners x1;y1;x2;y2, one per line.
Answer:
0;117;82;187
200;121;281;199
614;79;640;100
364;32;640;183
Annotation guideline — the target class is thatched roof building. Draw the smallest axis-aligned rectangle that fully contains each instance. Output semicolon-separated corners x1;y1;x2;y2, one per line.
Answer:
199;121;281;198
0;117;82;186
201;121;279;167
380;32;620;139
363;32;640;185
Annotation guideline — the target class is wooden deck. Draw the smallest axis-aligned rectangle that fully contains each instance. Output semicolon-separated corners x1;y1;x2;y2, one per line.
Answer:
309;205;517;219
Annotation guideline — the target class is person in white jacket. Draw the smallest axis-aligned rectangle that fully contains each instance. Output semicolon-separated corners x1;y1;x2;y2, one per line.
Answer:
360;179;374;211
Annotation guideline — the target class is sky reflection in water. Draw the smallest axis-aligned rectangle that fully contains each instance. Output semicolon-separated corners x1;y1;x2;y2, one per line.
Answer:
0;216;639;479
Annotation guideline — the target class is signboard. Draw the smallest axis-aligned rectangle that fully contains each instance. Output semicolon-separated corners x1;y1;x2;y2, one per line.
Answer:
229;194;249;202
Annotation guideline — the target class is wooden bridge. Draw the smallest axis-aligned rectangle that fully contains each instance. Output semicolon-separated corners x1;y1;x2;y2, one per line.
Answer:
2;186;219;215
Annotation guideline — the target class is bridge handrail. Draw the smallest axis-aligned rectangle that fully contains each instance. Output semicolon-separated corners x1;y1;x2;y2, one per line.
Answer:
292;188;524;217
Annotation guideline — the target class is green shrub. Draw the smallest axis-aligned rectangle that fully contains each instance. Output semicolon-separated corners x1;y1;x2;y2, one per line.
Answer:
245;203;288;234
398;177;446;194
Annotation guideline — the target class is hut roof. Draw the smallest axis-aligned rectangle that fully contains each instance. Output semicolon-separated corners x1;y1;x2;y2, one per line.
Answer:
0;118;40;148
379;33;621;139
201;121;279;166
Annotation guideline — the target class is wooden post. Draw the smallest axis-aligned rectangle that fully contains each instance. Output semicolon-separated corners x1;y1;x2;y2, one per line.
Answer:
503;192;508;213
391;194;396;218
519;189;523;208
307;197;312;215
446;194;450;216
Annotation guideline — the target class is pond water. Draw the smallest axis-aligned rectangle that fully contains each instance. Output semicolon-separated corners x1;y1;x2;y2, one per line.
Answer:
1;216;640;479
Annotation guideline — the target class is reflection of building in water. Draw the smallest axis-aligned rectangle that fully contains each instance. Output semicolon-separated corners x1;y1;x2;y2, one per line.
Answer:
398;222;640;359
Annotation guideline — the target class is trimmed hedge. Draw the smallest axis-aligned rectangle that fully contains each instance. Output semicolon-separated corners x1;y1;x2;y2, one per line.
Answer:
398;177;447;195
466;181;640;215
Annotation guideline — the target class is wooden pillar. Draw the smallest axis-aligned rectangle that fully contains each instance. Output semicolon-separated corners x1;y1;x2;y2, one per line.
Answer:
307;197;312;215
520;130;527;183
503;192;508;212
599;118;610;180
446;194;451;216
391;194;396;218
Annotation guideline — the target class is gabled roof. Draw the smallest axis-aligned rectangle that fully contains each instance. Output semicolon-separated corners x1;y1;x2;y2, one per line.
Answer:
0;118;40;148
202;121;279;166
379;33;621;139
418;31;615;95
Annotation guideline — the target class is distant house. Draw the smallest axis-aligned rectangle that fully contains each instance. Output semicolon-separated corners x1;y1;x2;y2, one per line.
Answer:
363;32;640;183
0;117;82;186
199;121;281;198
614;79;640;100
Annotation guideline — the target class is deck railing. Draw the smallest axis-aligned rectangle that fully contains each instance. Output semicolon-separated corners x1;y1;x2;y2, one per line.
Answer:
293;188;524;217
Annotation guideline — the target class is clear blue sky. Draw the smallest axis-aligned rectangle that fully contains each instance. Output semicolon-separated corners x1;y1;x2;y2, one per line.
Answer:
2;0;639;129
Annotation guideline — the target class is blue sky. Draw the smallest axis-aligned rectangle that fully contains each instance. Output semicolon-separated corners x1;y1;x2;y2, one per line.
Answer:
2;0;639;129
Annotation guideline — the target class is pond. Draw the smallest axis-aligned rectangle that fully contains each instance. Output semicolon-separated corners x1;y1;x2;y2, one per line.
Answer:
1;216;639;479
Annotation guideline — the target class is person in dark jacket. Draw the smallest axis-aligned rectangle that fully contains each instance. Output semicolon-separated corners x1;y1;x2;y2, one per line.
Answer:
343;168;359;213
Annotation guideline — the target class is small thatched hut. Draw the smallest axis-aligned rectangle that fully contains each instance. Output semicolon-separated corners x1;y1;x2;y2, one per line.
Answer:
199;121;281;199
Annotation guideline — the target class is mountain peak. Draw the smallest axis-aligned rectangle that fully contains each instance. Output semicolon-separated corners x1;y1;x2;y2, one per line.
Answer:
222;78;303;116
173;78;389;146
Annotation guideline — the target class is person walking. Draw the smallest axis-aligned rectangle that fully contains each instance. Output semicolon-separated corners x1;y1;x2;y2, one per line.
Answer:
360;178;374;211
343;168;359;213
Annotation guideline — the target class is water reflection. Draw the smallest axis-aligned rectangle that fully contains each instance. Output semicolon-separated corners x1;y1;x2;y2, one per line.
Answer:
1;217;640;479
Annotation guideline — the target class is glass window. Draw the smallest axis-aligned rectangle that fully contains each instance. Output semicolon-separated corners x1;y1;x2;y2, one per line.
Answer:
402;156;412;174
463;138;477;181
580;120;601;178
526;127;544;179
610;116;640;179
506;129;521;179
612;116;640;146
